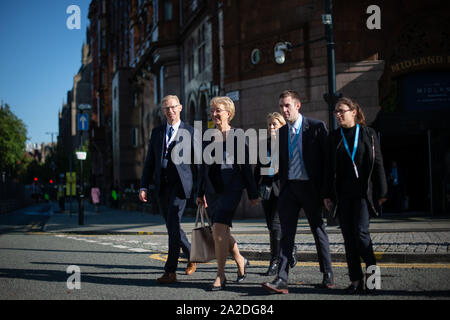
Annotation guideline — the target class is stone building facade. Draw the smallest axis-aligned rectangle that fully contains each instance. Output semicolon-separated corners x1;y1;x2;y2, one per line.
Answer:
81;0;449;215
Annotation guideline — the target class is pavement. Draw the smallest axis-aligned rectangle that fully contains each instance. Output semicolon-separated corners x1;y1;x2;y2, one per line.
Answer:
17;201;450;264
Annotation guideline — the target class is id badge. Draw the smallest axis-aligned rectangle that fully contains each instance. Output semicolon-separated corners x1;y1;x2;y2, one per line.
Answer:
353;162;359;178
162;159;168;168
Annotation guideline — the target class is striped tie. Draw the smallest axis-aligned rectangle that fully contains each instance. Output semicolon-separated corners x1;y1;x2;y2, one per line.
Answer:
164;126;174;158
168;126;174;141
289;126;302;179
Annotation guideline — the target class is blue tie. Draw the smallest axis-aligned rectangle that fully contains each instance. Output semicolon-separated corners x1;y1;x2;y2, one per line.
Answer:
165;126;174;158
289;126;302;179
168;126;174;141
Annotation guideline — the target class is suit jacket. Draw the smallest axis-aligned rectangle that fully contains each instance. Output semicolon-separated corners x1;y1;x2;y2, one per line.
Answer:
278;116;329;198
325;125;388;217
197;130;259;200
140;121;197;199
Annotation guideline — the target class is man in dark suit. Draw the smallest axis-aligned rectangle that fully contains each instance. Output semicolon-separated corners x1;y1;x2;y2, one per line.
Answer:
263;90;334;294
139;95;197;284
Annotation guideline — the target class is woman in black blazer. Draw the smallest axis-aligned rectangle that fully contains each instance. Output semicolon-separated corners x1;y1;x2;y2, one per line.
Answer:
324;97;388;294
196;96;259;291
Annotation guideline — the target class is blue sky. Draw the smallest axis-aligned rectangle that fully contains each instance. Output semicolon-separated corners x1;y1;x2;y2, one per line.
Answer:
0;0;91;145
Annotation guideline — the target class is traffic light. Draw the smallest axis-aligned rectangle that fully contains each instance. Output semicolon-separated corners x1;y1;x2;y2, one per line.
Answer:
49;179;53;184
34;177;38;182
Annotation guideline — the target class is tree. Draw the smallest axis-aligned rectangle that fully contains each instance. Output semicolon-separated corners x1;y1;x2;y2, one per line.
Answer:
0;104;28;176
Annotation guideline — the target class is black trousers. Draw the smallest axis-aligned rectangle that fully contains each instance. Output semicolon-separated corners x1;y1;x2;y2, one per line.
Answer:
277;180;333;281
158;182;191;273
338;197;376;282
262;191;281;238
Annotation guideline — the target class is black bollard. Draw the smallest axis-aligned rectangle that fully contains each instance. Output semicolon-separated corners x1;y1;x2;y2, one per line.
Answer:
78;194;84;225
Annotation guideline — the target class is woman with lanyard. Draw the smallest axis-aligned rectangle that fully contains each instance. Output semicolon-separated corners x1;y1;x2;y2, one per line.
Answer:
324;97;387;294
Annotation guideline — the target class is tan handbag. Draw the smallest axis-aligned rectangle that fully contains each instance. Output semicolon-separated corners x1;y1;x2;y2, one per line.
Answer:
190;205;215;263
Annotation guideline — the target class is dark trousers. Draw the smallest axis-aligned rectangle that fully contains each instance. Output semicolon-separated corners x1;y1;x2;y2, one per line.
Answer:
262;192;281;237
277;180;333;281
338;197;376;282
158;183;190;273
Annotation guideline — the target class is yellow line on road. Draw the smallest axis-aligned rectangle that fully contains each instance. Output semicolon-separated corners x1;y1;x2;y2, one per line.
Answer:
148;253;450;269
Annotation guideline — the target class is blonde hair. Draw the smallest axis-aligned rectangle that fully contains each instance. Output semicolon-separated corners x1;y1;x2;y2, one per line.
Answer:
161;95;180;107
210;96;235;122
266;112;286;126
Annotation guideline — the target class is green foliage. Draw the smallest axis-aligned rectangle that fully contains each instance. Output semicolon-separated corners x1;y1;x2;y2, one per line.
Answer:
0;104;28;173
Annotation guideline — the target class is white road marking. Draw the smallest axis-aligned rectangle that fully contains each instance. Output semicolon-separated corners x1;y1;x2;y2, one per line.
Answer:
128;248;151;253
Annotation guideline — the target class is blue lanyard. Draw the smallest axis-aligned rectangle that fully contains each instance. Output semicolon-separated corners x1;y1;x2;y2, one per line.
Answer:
288;121;302;159
340;124;360;162
340;124;360;177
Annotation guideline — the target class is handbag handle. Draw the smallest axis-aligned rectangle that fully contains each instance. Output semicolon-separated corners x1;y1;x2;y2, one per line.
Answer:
195;204;211;228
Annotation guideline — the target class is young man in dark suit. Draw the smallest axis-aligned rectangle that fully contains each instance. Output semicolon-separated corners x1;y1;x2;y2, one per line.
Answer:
139;95;197;284
263;90;334;294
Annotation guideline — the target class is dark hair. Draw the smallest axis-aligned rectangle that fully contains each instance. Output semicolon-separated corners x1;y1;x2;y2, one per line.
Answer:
279;90;301;103
335;97;366;126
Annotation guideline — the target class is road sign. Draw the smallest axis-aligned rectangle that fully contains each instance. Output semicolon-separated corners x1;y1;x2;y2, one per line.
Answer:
78;114;89;131
76;151;87;160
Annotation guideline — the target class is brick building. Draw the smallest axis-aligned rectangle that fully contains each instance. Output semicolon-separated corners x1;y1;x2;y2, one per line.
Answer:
83;0;450;215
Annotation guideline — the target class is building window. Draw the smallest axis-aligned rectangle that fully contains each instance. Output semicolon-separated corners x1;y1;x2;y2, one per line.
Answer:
159;66;165;99
191;0;198;11
164;1;173;21
154;76;159;104
133;128;139;147
188;39;194;80
198;25;206;73
153;0;159;25
129;27;135;66
134;93;139;108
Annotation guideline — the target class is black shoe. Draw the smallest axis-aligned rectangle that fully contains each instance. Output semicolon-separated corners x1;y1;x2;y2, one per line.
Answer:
209;278;227;291
344;281;364;294
319;272;335;289
265;259;279;276
262;277;289;294
237;258;250;282
290;245;298;268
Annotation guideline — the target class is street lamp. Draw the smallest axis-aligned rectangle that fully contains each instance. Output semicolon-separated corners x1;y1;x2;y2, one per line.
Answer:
76;151;87;225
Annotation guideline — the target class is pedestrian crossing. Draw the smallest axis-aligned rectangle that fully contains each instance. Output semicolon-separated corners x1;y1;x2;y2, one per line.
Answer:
53;234;156;253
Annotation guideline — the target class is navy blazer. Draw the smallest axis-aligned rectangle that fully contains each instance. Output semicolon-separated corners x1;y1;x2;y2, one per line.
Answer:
140;121;197;199
278;116;329;198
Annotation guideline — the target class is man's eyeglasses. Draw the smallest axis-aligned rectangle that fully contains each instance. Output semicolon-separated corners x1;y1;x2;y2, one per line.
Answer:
162;105;180;111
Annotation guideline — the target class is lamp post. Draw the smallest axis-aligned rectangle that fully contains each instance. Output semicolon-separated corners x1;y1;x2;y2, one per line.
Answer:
76;103;91;224
322;0;341;131
76;151;87;225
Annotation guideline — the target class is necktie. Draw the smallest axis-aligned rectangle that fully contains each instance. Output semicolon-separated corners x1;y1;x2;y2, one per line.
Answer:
289;126;302;179
168;126;174;141
165;126;174;157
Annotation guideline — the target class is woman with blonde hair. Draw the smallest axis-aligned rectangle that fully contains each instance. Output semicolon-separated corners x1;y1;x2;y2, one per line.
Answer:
255;112;298;276
196;96;259;291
